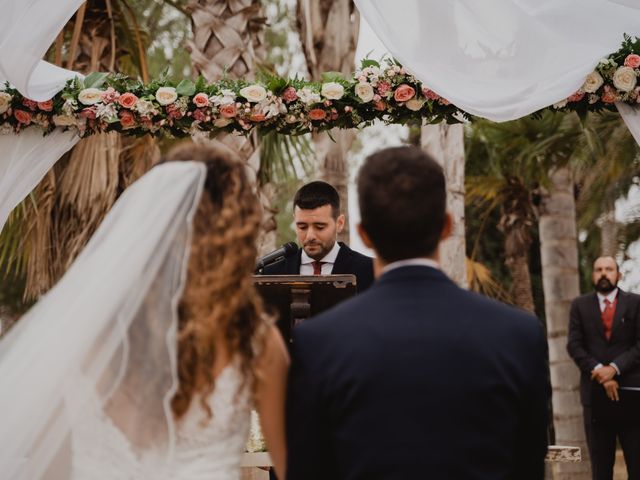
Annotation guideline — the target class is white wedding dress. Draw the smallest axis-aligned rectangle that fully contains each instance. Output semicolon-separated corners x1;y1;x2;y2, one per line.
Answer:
71;364;252;480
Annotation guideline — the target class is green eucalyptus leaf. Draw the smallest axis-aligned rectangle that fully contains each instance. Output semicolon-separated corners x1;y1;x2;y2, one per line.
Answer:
176;79;196;96
83;72;110;89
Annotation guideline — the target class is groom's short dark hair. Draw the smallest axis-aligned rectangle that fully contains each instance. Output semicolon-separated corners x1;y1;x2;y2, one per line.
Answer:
357;146;446;262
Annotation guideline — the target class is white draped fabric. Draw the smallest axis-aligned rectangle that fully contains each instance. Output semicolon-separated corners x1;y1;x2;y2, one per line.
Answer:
354;0;640;122
0;162;205;479
0;129;79;229
0;0;83;233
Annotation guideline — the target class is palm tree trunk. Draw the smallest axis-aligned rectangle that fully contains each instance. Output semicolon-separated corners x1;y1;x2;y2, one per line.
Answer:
23;1;159;299
297;0;359;244
421;124;467;287
539;166;589;479
598;208;618;257
505;246;535;313
187;0;277;255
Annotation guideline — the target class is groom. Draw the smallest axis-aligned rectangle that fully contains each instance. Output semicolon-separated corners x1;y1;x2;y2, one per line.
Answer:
286;146;550;479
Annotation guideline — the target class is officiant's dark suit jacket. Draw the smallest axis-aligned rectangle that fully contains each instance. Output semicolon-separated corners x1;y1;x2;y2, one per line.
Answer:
261;242;374;292
567;289;640;406
286;265;550;480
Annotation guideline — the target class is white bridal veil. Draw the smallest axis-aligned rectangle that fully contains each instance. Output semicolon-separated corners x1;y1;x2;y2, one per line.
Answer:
0;162;206;479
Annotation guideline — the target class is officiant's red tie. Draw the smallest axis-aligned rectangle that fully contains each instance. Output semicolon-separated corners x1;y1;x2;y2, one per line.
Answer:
312;261;324;276
602;298;616;340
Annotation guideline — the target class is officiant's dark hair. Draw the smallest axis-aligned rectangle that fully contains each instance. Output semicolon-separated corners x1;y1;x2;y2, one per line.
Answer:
358;146;446;262
294;181;340;218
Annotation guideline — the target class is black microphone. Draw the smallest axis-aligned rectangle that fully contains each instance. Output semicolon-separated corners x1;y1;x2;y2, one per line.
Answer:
255;242;299;272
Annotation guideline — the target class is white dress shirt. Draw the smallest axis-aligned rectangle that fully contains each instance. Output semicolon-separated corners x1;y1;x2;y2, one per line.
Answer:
594;288;621;376
300;242;341;275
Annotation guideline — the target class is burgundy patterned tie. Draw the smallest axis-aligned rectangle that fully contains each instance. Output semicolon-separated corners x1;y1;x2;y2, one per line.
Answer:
312;261;324;275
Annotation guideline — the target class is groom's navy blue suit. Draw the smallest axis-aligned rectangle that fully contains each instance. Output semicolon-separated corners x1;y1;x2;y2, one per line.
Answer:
286;265;550;480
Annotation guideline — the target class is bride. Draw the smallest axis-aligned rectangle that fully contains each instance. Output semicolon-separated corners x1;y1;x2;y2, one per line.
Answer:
0;143;289;480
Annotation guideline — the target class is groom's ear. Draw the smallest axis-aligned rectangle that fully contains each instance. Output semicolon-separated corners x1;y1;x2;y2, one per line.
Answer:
357;223;374;249
440;212;453;242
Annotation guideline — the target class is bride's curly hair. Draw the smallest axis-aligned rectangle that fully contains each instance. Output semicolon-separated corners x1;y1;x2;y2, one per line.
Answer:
166;142;268;419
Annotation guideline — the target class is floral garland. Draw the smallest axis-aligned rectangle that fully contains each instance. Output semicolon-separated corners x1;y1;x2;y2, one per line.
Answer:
0;36;639;138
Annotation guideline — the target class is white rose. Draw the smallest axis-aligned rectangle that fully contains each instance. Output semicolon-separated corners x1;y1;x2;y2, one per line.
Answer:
406;98;426;111
297;87;321;105
0;123;13;134
582;71;604;94
355;83;374;103
613;66;637;92
0;92;12;114
53;115;78;127
78;88;104;106
240;85;267;103
321;82;344;100
552;99;568;110
214;118;233;128
155;87;178;106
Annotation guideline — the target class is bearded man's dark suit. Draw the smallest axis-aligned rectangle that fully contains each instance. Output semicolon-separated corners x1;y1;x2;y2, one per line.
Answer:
567;289;640;479
261;241;374;292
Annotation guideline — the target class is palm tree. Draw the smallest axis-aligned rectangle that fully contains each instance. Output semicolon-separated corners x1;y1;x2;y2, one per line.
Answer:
465;121;538;312
574;111;640;259
296;0;359;243
0;1;162;301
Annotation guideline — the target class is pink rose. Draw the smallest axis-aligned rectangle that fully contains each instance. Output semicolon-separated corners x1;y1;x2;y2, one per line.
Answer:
119;110;136;129
101;87;120;104
14;109;31;124
193;93;209;108
219;104;237;118
624;54;640;69
166;104;184;120
37;100;53;112
23;99;38;111
439;98;451;106
118;92;138;109
80;107;97;120
282;86;298;103
377;81;391;96
422;88;440;101
193;108;207;122
393;84;415;102
308;108;327;121
602;85;619;104
567;91;585;103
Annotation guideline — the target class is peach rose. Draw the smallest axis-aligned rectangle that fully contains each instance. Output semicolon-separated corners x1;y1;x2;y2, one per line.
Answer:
37;100;53;112
373;100;387;111
625;54;640;69
119;110;136;129
219;104;237;118
118;92;139;109
602;86;619;104
14;110;32;124
393;84;415;102
308;108;327;121
193;92;209;108
250;112;266;122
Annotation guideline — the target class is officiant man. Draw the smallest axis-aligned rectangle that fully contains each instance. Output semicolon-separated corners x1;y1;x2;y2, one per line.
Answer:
286;146;550;479
567;256;640;480
261;181;374;292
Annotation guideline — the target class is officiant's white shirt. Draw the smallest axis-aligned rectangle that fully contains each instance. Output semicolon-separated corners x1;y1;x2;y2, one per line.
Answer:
300;241;340;275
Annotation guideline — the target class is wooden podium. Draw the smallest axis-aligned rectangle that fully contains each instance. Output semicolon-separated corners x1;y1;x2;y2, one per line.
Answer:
253;274;357;343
